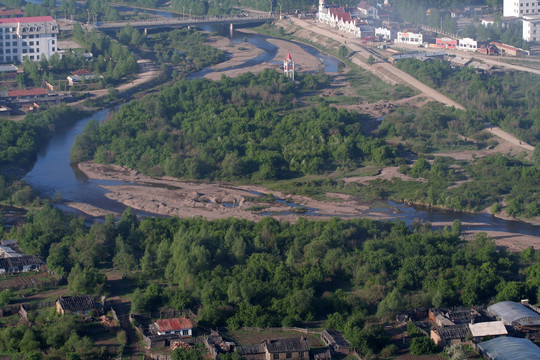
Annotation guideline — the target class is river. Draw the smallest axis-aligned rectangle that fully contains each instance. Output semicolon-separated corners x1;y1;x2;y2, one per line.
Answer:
19;12;539;238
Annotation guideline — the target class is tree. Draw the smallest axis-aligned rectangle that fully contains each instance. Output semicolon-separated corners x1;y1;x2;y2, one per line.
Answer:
367;55;375;65
338;45;349;59
67;265;107;295
410;337;437;355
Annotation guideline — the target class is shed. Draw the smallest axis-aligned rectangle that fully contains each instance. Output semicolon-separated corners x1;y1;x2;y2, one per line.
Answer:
321;329;350;354
468;321;508;338
237;344;265;360
487;301;540;328
476;336;540;360
56;295;99;316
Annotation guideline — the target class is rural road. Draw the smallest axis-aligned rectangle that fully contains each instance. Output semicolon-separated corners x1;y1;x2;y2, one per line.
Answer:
290;18;465;110
289;18;536;152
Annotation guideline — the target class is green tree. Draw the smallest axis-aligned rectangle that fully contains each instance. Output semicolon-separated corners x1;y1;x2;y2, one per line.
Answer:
67;265;107;295
410;337;437;355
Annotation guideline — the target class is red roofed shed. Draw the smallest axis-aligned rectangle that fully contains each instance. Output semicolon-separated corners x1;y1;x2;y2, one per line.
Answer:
155;318;194;337
8;88;47;97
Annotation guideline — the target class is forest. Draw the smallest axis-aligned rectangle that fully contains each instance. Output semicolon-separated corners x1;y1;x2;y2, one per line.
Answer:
395;58;540;145
5;204;540;357
70;70;395;180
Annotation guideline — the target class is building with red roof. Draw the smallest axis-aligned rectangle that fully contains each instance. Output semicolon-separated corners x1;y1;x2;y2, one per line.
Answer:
154;318;194;337
0;15;58;64
0;9;24;18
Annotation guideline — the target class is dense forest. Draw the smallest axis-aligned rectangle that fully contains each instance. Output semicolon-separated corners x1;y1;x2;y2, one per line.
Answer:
6;204;540;357
70;70;395;180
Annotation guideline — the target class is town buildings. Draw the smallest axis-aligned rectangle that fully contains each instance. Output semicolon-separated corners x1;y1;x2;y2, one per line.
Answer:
504;0;540;17
522;15;540;41
0;15;58;64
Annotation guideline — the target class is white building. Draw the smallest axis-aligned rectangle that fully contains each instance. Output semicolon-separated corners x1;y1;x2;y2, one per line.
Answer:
458;37;479;51
504;0;540;17
395;31;423;45
523;15;540;41
375;27;396;41
0;16;58;64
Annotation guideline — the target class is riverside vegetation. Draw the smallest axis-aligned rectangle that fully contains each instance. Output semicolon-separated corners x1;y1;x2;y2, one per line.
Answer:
2;204;540;357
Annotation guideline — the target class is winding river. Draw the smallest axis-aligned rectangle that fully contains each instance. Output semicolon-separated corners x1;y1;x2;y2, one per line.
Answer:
19;12;540;238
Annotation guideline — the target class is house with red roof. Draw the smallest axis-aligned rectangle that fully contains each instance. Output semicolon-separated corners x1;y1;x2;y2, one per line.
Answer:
0;9;23;19
153;317;194;337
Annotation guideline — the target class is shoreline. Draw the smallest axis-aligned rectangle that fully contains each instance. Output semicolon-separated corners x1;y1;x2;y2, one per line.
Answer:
73;161;539;251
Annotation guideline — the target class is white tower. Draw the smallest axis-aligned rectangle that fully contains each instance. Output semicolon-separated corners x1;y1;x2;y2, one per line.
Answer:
283;53;295;81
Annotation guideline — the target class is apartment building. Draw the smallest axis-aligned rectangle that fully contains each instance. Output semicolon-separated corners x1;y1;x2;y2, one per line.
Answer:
504;0;540;17
0;16;58;64
523;15;540;41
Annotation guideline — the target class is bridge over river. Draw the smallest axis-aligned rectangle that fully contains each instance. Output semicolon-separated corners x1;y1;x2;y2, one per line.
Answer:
90;14;276;32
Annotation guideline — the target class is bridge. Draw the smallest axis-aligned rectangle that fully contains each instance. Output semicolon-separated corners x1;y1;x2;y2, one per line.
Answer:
91;14;276;32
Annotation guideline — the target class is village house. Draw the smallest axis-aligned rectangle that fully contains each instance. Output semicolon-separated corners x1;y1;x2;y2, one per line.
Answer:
468;320;508;341
56;295;100;316
436;37;457;49
262;337;310;360
458;37;478;52
321;329;350;355
0;255;42;274
430;324;470;346
152;317;194;337
429;307;481;327
357;1;378;19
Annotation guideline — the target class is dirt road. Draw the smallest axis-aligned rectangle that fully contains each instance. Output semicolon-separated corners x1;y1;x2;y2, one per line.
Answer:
289;18;465;110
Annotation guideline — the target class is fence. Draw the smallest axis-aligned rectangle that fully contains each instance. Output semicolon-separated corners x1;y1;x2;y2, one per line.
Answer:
239;326;323;334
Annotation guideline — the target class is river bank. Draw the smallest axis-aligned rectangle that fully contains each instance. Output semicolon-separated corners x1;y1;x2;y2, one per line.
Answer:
75;161;539;251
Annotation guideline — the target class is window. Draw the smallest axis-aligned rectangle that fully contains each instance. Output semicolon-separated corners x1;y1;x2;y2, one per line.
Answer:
299;352;304;358
29;48;34;53
13;48;17;53
11;35;15;39
29;35;34;39
182;329;189;336
35;34;39;38
5;56;10;61
0;49;3;54
36;48;39;53
4;35;8;39
22;49;27;53
12;41;16;46
286;353;292;359
51;40;55;44
30;55;34;60
36;41;39;45
22;35;26;39
5;49;9;53
29;42;34;46
52;47;55;51
36;55;39;59
273;355;279;360
22;42;27;46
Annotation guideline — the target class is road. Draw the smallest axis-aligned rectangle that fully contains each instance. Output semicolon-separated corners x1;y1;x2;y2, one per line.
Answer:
290;18;465;110
288;18;538;152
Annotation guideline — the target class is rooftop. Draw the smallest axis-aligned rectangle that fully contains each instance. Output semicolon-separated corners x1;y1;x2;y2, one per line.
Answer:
433;324;469;340
0;9;23;17
477;337;540;360
0;255;41;269
57;295;96;312
7;88;48;97
264;337;310;353
0;16;54;24
155;318;193;332
488;301;540;327
468;321;508;337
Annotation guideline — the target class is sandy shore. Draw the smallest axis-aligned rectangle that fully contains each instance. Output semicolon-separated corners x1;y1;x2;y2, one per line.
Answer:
204;30;325;80
73;161;539;251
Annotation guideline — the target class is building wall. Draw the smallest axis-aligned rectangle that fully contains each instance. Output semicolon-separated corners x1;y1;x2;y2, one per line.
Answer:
458;37;478;51
265;351;307;360
523;17;540;41
0;18;58;63
436;38;457;48
395;32;423;44
504;0;540;17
